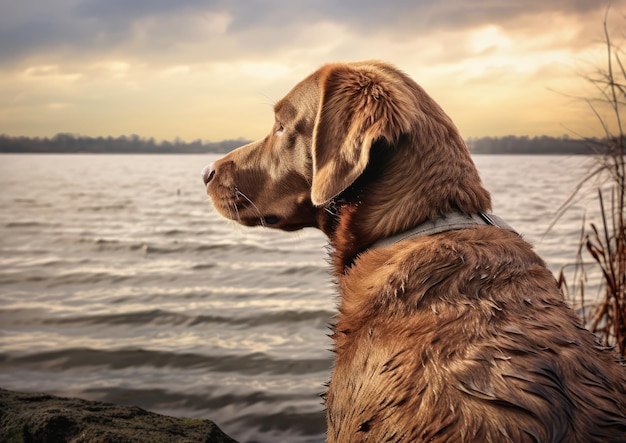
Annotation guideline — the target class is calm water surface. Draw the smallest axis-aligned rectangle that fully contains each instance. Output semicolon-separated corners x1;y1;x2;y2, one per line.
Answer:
0;154;599;442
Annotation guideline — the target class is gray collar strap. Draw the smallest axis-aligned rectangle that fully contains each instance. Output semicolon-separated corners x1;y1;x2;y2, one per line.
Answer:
370;211;517;250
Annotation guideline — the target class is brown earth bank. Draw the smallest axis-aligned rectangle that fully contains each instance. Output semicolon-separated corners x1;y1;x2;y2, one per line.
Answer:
0;388;238;443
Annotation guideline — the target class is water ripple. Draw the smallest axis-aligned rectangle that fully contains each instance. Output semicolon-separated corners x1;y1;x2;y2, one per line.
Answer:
0;348;333;375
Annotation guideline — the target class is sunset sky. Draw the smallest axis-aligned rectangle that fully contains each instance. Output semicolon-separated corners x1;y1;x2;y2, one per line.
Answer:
1;0;624;142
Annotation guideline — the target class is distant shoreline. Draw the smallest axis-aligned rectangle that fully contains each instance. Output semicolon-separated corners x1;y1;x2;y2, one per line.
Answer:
0;133;609;155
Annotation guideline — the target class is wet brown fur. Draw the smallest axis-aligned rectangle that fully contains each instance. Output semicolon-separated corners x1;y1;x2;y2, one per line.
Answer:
204;61;626;442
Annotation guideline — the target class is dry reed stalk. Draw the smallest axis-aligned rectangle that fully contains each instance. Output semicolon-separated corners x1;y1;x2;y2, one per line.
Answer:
557;11;626;357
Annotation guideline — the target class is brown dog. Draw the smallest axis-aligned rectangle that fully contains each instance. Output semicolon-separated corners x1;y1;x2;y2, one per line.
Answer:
203;61;626;442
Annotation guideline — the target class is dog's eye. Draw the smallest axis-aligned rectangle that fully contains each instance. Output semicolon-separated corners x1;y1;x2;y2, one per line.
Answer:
275;122;285;135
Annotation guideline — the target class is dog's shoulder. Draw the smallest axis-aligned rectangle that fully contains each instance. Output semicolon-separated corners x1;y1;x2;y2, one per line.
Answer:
329;227;626;442
340;227;545;314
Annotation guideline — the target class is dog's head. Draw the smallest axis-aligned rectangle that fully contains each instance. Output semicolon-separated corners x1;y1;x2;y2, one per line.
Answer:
203;61;489;236
203;61;430;231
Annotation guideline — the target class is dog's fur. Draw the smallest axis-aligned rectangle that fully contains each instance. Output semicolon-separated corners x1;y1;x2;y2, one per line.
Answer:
204;61;626;442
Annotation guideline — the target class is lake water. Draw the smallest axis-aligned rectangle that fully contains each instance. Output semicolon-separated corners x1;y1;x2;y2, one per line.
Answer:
0;154;601;442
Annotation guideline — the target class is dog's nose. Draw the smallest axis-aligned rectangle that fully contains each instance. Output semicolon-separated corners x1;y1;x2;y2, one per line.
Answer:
201;163;216;185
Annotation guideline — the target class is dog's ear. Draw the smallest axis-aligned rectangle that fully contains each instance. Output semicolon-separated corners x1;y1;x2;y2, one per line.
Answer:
310;63;417;206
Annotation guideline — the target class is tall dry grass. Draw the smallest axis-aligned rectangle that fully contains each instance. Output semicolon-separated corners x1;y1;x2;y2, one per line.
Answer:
557;13;626;357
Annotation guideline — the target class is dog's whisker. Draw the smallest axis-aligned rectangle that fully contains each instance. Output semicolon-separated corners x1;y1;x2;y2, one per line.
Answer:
230;201;241;224
235;187;266;227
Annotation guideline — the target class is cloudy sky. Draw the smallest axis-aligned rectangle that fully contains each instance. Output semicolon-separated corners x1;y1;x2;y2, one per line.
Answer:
1;0;624;142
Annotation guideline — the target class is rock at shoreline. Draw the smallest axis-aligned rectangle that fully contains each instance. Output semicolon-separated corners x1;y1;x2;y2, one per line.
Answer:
0;388;238;443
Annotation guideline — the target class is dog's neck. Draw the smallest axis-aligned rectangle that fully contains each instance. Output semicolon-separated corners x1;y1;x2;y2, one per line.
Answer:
322;136;492;275
327;205;504;275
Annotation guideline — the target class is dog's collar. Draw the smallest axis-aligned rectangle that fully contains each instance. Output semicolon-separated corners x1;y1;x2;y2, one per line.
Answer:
369;211;517;250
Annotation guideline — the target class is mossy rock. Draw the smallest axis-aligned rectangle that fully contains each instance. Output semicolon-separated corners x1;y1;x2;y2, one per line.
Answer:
0;388;238;443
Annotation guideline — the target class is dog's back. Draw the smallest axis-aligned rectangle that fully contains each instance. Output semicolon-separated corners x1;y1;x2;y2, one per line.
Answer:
326;228;626;442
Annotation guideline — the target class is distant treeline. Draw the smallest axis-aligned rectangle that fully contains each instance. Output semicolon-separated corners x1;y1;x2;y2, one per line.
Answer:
0;133;250;154
467;135;599;155
0;133;611;155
